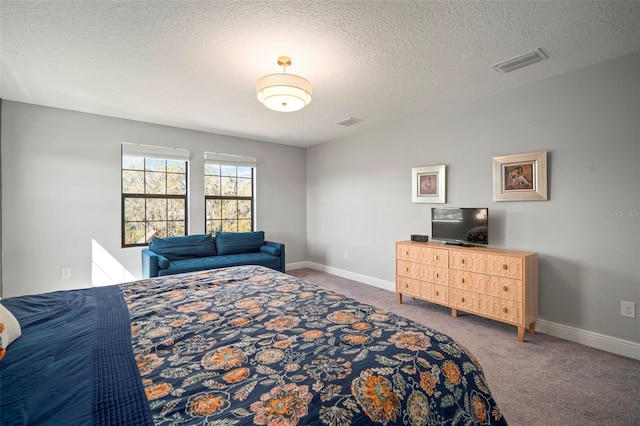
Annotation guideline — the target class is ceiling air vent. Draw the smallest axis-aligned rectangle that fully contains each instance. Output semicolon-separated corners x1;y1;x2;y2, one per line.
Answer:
492;48;547;74
336;117;363;127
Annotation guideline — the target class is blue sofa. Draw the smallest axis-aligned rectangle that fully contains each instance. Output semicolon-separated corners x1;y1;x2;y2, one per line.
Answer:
141;231;285;278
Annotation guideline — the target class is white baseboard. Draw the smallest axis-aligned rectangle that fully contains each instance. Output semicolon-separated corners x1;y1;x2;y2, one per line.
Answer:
285;262;640;361
286;261;395;292
284;261;313;272
536;319;640;361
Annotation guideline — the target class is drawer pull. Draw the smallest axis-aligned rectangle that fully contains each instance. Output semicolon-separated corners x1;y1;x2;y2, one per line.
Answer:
435;290;439;296
502;264;508;270
405;267;409;272
434;254;439;261
461;258;465;264
435;272;439;279
405;284;409;289
461;297;465;303
461;277;465;284
503;285;509;292
503;307;509;314
404;250;409;255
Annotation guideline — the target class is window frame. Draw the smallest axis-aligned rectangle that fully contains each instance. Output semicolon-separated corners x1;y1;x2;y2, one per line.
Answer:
204;161;255;234
121;145;189;248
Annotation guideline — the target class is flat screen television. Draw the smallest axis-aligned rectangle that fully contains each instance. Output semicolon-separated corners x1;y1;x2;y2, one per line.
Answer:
431;207;489;246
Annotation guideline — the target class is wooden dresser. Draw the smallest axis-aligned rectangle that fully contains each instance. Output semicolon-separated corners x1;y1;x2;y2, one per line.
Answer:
396;241;538;342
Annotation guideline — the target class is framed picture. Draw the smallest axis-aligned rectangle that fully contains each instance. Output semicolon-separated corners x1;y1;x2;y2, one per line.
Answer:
412;165;446;203
493;151;547;201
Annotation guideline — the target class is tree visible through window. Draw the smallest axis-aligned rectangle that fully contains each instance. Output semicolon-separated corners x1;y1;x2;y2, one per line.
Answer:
122;155;188;247
205;163;253;234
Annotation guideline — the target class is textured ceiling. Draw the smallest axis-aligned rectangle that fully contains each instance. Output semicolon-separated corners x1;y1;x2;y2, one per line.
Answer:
2;1;640;147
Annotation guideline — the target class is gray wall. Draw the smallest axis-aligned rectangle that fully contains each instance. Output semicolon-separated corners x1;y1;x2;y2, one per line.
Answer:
1;102;307;297
307;52;640;344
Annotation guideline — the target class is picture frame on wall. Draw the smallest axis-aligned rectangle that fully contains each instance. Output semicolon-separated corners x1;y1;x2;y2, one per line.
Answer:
492;151;548;201
412;164;446;203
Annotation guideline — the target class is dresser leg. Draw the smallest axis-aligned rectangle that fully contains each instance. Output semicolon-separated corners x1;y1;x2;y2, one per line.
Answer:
451;308;458;318
397;293;403;304
518;326;525;342
529;321;536;335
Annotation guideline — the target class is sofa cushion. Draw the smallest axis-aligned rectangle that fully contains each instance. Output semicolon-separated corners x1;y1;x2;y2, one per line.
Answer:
157;252;280;276
215;231;265;255
149;234;216;260
208;252;280;271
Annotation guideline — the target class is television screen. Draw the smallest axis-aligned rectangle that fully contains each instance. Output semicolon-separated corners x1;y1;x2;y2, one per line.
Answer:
431;208;488;245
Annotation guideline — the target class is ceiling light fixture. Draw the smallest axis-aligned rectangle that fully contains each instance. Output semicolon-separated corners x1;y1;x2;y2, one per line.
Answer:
256;56;312;112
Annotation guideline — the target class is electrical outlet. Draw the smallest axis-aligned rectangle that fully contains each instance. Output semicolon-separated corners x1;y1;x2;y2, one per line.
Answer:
61;268;71;279
621;301;636;318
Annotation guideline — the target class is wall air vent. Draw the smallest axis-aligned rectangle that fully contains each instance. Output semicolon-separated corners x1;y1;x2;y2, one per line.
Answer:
492;48;547;74
336;117;363;127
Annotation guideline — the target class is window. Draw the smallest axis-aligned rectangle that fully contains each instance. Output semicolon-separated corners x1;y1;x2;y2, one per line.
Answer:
204;152;256;234
121;143;189;247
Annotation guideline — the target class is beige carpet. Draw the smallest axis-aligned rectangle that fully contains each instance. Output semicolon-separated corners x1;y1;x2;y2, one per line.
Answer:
288;268;640;426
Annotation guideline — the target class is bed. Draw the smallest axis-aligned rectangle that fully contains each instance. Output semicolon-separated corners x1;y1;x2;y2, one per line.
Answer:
1;265;507;425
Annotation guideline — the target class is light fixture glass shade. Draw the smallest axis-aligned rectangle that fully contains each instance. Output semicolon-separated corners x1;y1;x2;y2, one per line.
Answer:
256;73;312;112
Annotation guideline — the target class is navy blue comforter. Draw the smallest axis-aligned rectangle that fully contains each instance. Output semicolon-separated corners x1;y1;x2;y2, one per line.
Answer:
0;286;153;426
123;266;507;425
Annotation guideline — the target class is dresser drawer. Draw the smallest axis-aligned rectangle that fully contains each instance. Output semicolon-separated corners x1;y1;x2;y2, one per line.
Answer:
397;276;448;305
396;243;448;267
448;250;523;279
396;275;421;298
397;260;448;285
449;288;522;324
448;270;523;302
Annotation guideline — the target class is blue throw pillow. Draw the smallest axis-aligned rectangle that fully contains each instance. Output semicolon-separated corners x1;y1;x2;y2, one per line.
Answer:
149;234;216;260
157;254;170;269
216;231;265;255
260;245;281;256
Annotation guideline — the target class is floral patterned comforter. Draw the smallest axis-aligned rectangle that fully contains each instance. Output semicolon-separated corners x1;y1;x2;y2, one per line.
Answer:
120;265;507;425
